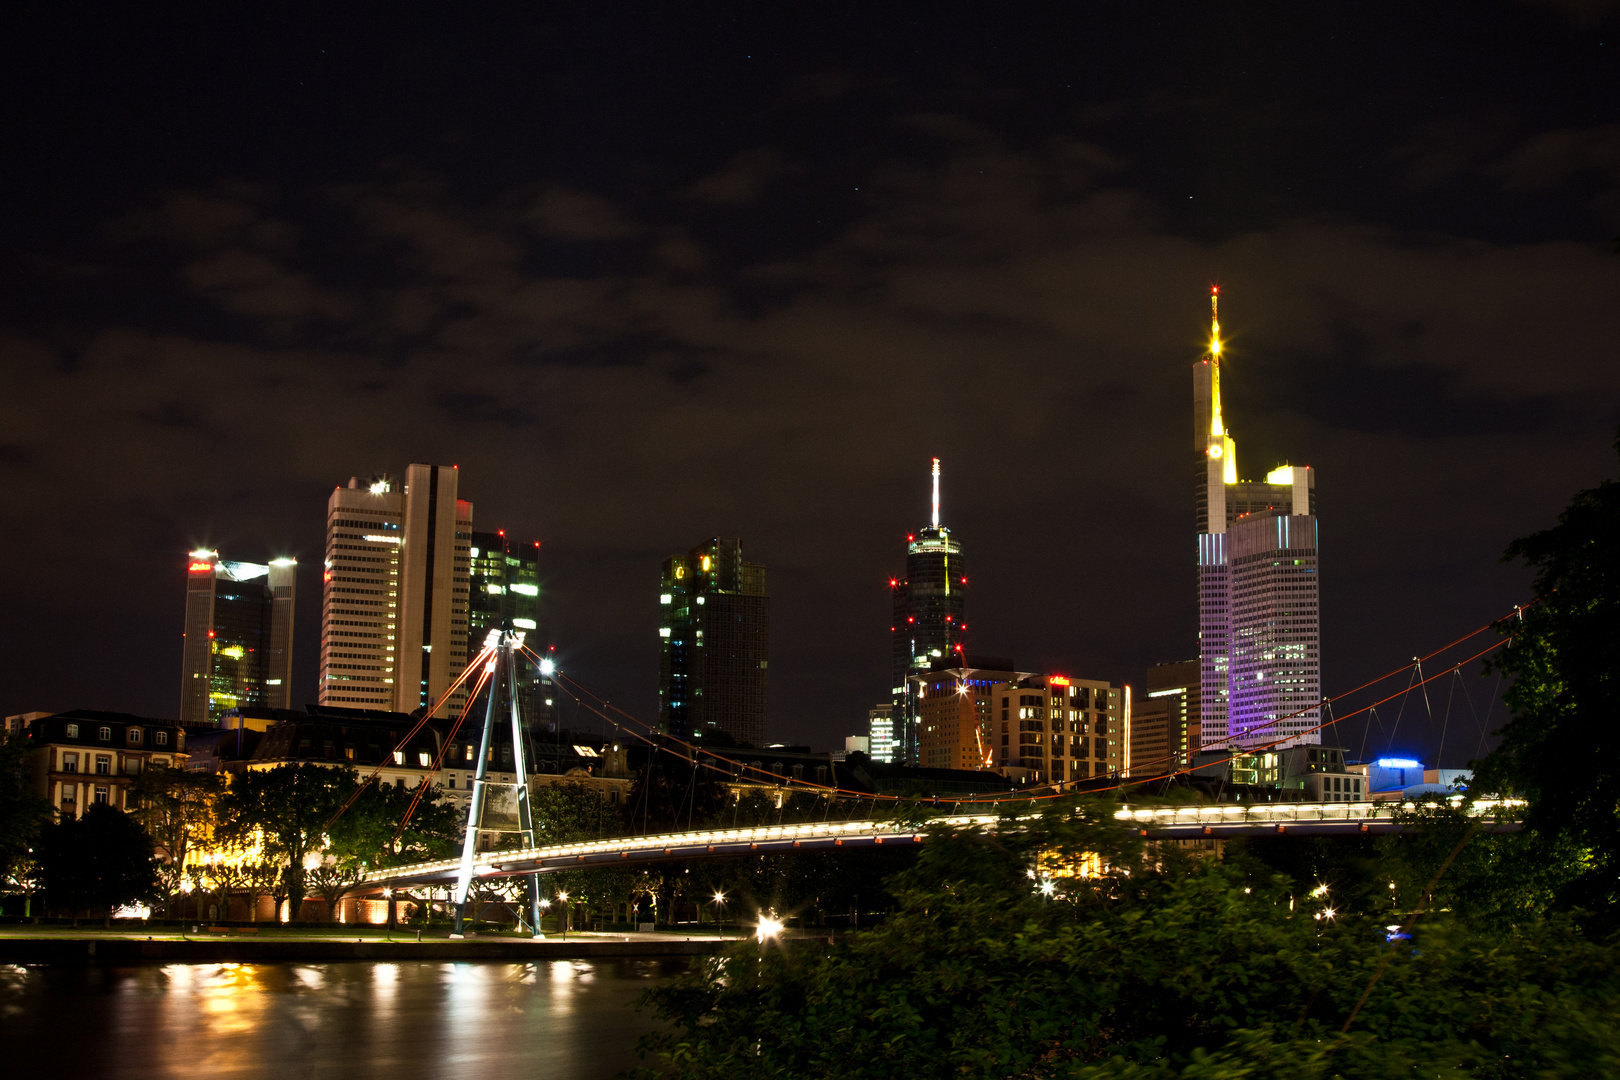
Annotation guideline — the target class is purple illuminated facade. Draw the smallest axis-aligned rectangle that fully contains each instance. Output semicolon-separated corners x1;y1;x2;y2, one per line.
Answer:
1194;291;1321;750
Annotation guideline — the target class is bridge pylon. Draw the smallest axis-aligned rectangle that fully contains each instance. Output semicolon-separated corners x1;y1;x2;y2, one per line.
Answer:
450;626;545;938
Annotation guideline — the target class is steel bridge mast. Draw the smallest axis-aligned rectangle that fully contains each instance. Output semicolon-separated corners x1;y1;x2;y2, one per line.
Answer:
451;627;545;938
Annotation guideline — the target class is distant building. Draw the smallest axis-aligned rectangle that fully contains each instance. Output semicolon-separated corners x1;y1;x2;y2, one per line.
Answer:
23;709;189;818
889;458;968;764
179;550;297;727
702;743;1013;802
1365;758;1471;800
1191;744;1364;801
239;705;631;812
318;465;474;718
4;712;50;738
467;530;555;733
1193;289;1320;750
658;537;769;746
867;704;898;763
844;735;870;755
988;673;1124;785
1129;659;1200;777
913;657;1027;772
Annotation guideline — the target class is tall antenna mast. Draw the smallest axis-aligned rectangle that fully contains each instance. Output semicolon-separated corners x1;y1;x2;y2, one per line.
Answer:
931;457;941;528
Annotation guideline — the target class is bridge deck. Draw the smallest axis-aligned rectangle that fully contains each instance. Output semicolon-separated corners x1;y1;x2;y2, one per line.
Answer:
356;798;1522;894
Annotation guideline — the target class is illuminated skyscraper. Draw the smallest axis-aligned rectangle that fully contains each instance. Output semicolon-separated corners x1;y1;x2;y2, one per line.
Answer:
889;458;968;765
180;551;296;726
1194;290;1320;750
658;537;769;746
867;703;898;763
468;530;554;732
318;464;473;718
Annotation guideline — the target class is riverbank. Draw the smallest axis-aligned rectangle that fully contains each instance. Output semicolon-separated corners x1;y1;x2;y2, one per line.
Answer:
0;928;743;964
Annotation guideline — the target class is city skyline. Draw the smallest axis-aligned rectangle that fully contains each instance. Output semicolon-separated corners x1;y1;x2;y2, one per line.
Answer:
4;7;1617;767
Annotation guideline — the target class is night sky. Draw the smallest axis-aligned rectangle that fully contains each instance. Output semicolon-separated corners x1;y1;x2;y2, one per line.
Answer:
4;3;1617;767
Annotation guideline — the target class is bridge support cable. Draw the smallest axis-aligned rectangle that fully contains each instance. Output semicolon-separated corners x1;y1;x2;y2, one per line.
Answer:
451;627;544;938
391;666;492;848
323;642;498;835
519;601;1534;814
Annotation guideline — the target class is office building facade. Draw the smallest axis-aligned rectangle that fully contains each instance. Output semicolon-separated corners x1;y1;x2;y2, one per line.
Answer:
914;657;1027;772
318;464;473;718
658;537;769;746
1194;291;1320;750
1129;659;1200;776
890;458;968;764
180;550;296;726
867;704;898;763
991;673;1124;785
468;530;555;732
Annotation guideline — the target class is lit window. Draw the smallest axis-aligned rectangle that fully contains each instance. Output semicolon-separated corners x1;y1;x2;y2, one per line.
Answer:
392;751;404;765
65;724;79;738
418;752;431;767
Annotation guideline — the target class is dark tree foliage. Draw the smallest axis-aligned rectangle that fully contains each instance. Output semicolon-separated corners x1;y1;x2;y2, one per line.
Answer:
215;764;353;919
633;799;1620;1079
0;731;53;888
130;764;222;917
1474;433;1620;918
37;804;160;923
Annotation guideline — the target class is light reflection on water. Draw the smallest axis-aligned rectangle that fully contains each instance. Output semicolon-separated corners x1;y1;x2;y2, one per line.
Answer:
0;959;684;1079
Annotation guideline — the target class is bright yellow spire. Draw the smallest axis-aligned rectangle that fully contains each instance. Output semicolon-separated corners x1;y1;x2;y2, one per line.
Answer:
1208;285;1224;439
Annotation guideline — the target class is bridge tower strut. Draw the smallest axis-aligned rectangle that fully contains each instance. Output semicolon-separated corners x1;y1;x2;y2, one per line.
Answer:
450;626;545;938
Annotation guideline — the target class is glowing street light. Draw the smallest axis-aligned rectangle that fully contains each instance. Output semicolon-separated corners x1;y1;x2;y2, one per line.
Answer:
755;913;784;942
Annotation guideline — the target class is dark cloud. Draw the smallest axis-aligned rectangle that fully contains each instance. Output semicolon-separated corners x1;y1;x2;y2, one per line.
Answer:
680;148;791;206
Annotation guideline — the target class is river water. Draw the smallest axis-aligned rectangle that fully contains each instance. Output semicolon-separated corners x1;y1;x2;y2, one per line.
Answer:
0;958;689;1079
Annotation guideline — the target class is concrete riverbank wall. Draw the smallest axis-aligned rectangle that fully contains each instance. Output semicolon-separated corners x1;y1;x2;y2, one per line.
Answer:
0;936;728;964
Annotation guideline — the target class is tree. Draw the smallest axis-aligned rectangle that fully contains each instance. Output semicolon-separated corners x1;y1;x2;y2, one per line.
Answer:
37;804;160;925
632;797;1620;1079
215;765;354;921
239;859;280;922
0;731;54;899
1474;433;1620;919
130;764;222;917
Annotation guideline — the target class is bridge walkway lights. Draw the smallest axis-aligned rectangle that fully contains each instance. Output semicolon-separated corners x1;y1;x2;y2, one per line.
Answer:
357;798;1522;894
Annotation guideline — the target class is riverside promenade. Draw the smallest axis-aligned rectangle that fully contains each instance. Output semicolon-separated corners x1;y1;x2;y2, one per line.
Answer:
0;925;745;964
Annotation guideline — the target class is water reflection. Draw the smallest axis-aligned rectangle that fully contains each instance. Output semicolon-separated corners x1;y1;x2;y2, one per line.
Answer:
1;959;683;1079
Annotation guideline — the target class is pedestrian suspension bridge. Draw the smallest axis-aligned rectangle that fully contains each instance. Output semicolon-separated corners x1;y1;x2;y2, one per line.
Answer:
329;612;1532;926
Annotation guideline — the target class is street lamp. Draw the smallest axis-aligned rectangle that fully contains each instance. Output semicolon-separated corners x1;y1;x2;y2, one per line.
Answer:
755;911;783;943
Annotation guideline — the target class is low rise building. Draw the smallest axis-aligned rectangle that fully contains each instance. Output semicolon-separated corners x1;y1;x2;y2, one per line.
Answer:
1192;744;1366;801
21;709;189;818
